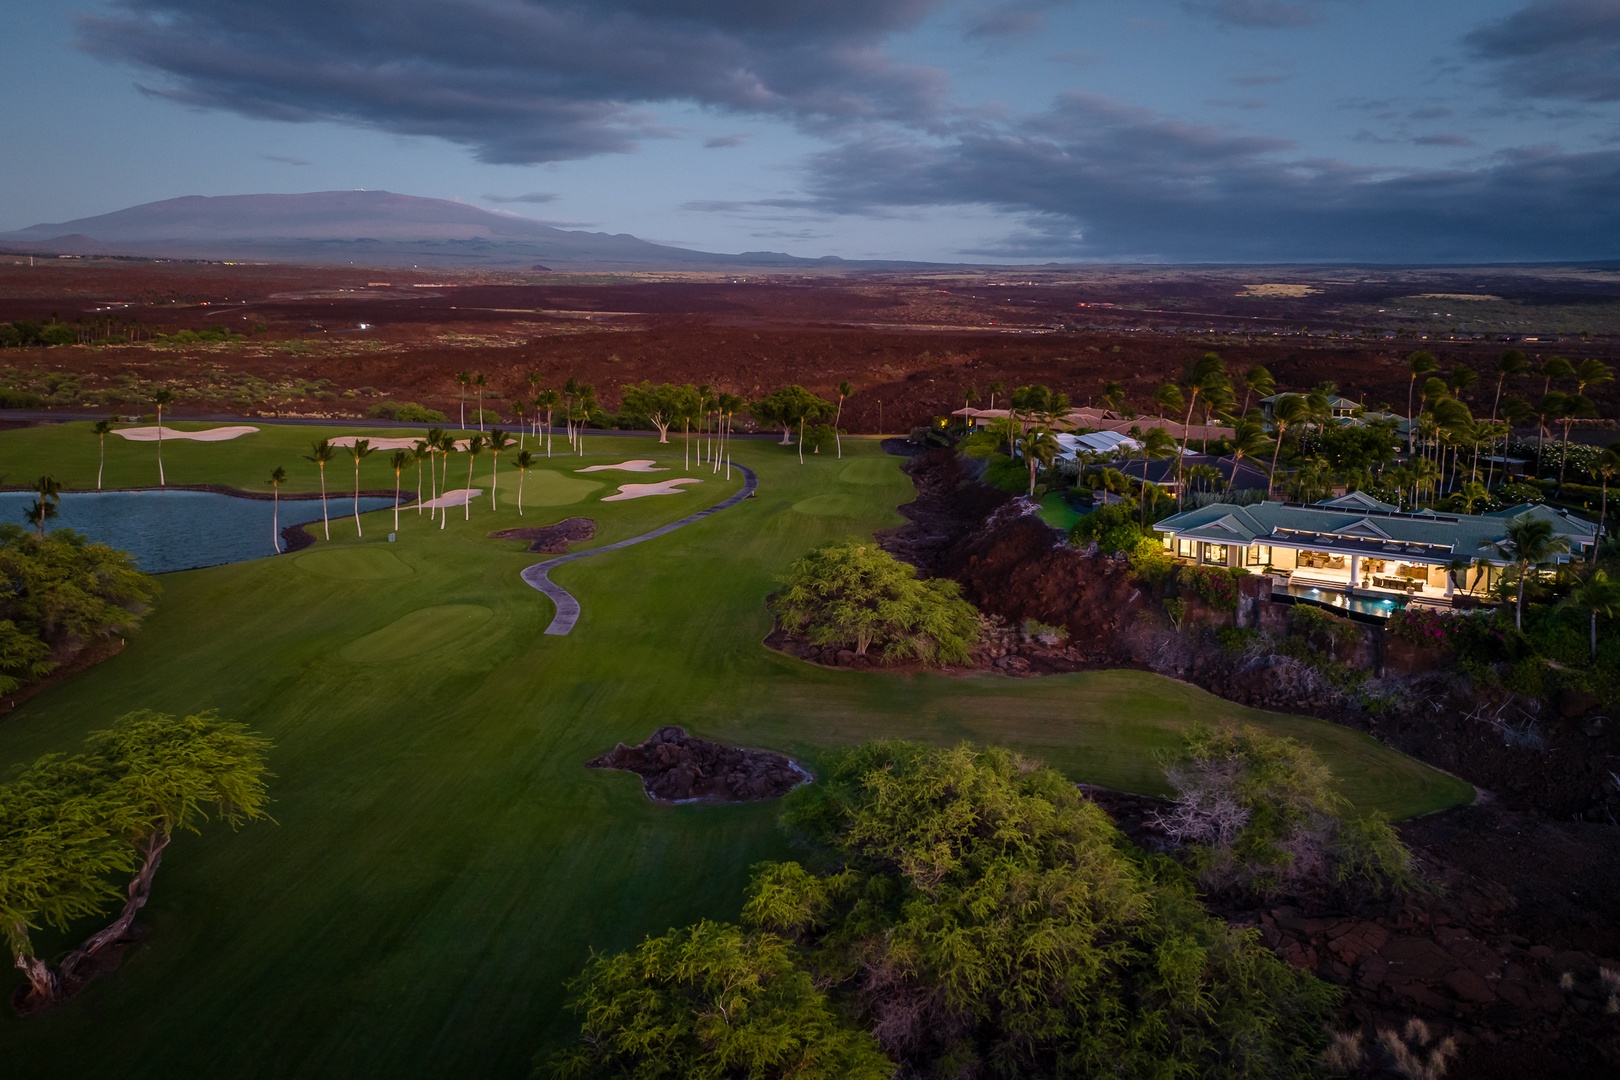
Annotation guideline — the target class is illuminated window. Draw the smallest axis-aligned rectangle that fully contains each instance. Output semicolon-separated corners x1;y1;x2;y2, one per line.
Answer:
1202;543;1228;564
1247;544;1271;565
1178;538;1195;559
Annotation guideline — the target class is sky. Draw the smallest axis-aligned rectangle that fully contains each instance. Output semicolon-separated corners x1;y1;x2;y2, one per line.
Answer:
2;0;1619;263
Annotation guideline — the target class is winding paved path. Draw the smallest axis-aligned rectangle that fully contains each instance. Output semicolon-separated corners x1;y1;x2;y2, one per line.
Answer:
520;464;758;635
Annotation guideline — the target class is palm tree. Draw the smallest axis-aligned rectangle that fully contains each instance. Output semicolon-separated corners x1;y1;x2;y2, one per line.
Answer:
152;387;174;485
388;450;409;533
1490;516;1570;630
423;427;446;518
536;388;560;457
1457;480;1488;515
486;428;512;508
1098;380;1124;414
987;379;1005;412
27;475;62;537
1565;569;1620;662
304;438;336;540
833;380;852;458
267;466;287;553
1241;364;1275;416
1225;420;1267;492
1406;351;1437;453
1595;447;1620;557
456;369;474;430
1490;349;1528;419
511;400;528;448
463;434;485;521
1539;355;1574;399
1575;358;1613;399
514;450;535;515
1266;393;1308;497
1553;393;1594;493
436;429;459;530
1449;365;1478;400
348;438;374;537
92;418;113;490
411;439;431;516
1016;427;1061;497
474;372;488;431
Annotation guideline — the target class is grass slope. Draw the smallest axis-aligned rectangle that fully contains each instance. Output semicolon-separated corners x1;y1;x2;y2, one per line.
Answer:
0;427;1470;1078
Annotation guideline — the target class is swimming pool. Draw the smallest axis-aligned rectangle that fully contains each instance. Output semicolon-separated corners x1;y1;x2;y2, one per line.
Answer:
1278;582;1408;618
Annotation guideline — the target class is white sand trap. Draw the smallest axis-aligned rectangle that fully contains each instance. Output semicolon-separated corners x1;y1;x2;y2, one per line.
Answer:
419;487;483;508
601;478;704;502
577;459;668;473
114;425;259;443
329;435;425;450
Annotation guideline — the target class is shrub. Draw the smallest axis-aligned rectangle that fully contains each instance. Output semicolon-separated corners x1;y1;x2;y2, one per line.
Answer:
1180;564;1240;610
367;401;447;423
1290;604;1360;649
1386;607;1459;648
982;453;1028;494
1128;534;1176;583
774;541;979;665
1496;481;1543;504
1071;503;1143;553
1214;626;1263;656
1021;618;1067;645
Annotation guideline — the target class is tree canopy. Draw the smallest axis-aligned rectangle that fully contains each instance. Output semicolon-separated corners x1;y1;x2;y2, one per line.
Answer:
620;381;701;443
751;386;831;444
773;541;979;665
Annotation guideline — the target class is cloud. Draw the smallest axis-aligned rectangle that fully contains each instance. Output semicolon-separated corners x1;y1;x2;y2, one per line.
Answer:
1206;97;1269;109
260;154;309;165
1232;72;1290;86
1466;0;1620;102
77;0;951;164
483;192;560;203
1411;133;1473;147
798;93;1620;261
966;3;1047;37
1182;0;1334;29
703;134;749;148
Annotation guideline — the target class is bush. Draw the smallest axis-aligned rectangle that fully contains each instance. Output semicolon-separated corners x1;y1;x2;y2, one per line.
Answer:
774;540;980;665
1180;564;1241;610
982;453;1028;494
367;401;447;423
1496;481;1543;504
1386;607;1459;649
1021;618;1068;645
1071;503;1145;553
1128;534;1176;583
1290;604;1360;649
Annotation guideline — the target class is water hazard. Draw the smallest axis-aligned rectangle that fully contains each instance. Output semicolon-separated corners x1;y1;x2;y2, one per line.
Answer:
0;489;396;573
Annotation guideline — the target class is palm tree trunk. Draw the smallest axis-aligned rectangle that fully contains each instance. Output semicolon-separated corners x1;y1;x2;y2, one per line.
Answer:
1267;427;1285;498
393;472;401;532
157;407;166;486
272;487;280;553
1516;574;1526;631
1592;610;1598;662
834;396;844;458
465;455;475;520
685;419;690;471
518;470;525;516
353;460;363;537
1406;376;1416;453
490;457;498;508
319;464;329;540
98;437;105;490
416;461;423;515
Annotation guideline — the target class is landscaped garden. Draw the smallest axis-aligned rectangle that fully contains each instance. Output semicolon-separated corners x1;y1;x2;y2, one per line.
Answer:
0;421;1470;1077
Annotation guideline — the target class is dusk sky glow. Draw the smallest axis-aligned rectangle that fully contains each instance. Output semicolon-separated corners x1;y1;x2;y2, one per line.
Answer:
4;0;1619;262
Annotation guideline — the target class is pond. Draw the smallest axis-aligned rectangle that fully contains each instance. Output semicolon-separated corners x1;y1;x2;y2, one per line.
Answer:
0;489;397;573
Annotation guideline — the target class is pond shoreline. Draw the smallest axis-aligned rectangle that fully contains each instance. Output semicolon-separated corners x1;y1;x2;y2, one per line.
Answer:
0;483;408;502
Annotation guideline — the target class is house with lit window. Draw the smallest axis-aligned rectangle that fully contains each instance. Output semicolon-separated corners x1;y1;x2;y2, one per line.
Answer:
1153;492;1598;612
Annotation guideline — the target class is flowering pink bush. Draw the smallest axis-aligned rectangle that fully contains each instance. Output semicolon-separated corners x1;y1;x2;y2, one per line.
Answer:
1387;608;1457;648
1180;565;1240;611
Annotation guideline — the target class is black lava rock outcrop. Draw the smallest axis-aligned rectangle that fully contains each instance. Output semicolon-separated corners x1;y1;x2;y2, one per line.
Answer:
587;726;809;803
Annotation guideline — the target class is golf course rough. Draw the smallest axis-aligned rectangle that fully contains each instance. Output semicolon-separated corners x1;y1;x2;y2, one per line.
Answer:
0;425;1472;1079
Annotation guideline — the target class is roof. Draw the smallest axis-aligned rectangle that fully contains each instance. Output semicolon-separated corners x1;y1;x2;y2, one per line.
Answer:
1262;393;1359;410
1156;498;1597;564
1488;502;1600;541
1121;454;1270;491
1057;430;1139;456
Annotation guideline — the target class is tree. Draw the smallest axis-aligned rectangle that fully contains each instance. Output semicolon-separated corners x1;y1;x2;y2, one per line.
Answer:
455;369;473;430
833;380;852;458
463;434;485;521
26;475;62;538
1539;354;1575;398
304;439;336;541
1241;364;1275;416
92;419;113;490
751;386;832;454
347;439;374;537
745;741;1336;1078
1490;349;1528;419
1490;515;1570;630
473;372;488;431
152;387;174;486
986;379;1005;411
1565;569;1620;662
388;450;409;533
485;428;512;509
435;429;458;531
514;450;534;516
411;439;431;517
268;466;287;553
1552;392;1595;492
1;710;271;1008
535;388;560;457
1595;446;1620;554
619;381;684;443
1405;351;1437;453
546;920;892;1080
774;542;978;664
1226;420;1269;492
510;399;527;448
1015;426;1060;497
1267;393;1308;497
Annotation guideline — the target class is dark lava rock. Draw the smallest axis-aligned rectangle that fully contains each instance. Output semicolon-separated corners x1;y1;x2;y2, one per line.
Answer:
488;517;596;553
587;726;809;804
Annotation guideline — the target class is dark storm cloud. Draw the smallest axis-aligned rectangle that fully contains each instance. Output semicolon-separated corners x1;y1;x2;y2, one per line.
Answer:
800;94;1620;261
1466;0;1620;102
77;0;950;163
484;192;561;203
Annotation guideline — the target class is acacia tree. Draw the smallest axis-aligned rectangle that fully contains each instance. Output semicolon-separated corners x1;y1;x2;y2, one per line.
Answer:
268;465;287;553
774;541;978;664
92;419;113;490
514;450;534;515
619;381;683;444
348;438;374;537
751;386;832;451
2;710;270;1009
304;439;336;540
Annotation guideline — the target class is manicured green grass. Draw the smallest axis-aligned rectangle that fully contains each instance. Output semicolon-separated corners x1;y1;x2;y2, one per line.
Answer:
0;426;1470;1078
1037;490;1083;531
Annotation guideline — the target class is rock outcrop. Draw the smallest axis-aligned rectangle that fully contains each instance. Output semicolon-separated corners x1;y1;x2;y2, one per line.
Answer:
587;726;809;803
488;517;595;553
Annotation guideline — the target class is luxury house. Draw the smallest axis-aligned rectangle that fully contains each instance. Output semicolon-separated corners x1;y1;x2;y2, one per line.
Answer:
1153;492;1598;609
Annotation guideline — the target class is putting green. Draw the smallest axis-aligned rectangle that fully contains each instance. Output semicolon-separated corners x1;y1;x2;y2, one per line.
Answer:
497;470;602;507
791;492;871;517
0;430;1468;1080
839;457;900;484
341;604;495;664
295;546;414;579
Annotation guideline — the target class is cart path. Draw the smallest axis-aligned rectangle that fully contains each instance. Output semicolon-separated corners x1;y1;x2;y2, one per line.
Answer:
520;463;758;635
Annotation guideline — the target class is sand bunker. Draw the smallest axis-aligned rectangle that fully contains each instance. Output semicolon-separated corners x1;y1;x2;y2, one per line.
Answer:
328;435;479;451
577;460;668;473
601;478;703;502
419;487;482;508
113;425;258;442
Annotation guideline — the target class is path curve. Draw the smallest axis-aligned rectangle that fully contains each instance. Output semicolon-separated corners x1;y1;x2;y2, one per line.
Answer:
520;464;758;635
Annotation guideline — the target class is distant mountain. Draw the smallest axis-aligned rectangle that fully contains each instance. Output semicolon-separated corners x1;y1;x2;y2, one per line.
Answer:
0;191;905;270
